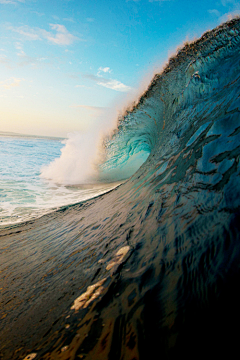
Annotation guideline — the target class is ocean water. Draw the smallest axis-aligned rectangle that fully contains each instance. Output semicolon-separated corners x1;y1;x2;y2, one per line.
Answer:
0;134;120;227
1;18;240;360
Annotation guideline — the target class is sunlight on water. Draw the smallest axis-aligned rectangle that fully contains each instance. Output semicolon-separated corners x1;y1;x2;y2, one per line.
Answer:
0;135;121;226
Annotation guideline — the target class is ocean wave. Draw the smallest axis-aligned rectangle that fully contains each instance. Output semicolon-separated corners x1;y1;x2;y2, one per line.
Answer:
1;18;240;360
41;18;240;186
99;17;240;179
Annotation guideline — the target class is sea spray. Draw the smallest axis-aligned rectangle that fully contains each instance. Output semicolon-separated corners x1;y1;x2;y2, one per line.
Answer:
40;131;100;184
40;102;151;184
40;104;125;184
0;134;123;227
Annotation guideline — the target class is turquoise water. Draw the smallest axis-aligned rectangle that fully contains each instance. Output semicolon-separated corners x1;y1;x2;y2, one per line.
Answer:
0;134;119;227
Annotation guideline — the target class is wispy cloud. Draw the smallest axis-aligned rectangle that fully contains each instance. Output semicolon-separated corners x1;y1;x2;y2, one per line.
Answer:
12;42;52;68
208;9;221;17
83;73;131;92
52;15;60;21
0;49;11;68
219;10;240;22
97;67;112;75
148;0;172;2
221;0;239;6
0;0;24;4
63;17;75;23
0;77;23;89
0;54;11;67
219;0;240;21
9;24;80;45
17;53;45;67
10;25;41;40
208;0;240;22
31;10;45;17
44;24;78;45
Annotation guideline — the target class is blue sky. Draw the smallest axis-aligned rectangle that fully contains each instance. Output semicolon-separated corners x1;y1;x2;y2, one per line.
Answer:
0;0;239;137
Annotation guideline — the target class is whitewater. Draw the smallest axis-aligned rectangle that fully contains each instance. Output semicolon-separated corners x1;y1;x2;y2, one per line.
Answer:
1;18;240;360
0;133;121;227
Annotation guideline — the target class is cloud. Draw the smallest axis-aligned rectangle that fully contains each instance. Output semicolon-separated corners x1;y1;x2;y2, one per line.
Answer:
98;67;112;74
218;0;240;21
9;24;79;45
52;15;60;21
11;42;52;68
148;0;172;2
43;24;78;45
208;9;221;16
0;77;22;89
83;73;131;92
31;11;45;17
219;10;240;22
0;0;24;3
0;49;11;67
10;25;42;40
63;17;75;23
97;66;112;77
98;78;131;92
221;0;238;6
0;55;11;67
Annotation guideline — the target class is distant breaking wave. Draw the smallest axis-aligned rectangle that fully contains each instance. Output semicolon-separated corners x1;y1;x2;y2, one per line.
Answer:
2;18;240;360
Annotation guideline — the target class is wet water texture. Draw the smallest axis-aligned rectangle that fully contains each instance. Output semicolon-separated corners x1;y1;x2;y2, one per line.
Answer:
1;18;240;360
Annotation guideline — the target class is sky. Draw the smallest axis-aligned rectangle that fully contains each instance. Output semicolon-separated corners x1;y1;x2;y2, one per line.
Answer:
0;0;240;137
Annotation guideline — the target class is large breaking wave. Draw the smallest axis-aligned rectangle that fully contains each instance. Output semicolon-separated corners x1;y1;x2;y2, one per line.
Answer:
100;16;240;181
1;18;240;360
42;17;240;185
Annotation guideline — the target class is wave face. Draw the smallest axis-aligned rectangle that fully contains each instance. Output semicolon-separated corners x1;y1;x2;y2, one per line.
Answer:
1;18;240;360
99;17;240;181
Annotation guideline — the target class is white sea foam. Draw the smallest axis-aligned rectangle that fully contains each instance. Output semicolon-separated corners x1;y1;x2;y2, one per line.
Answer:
40;106;120;185
0;135;120;227
40;131;100;184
